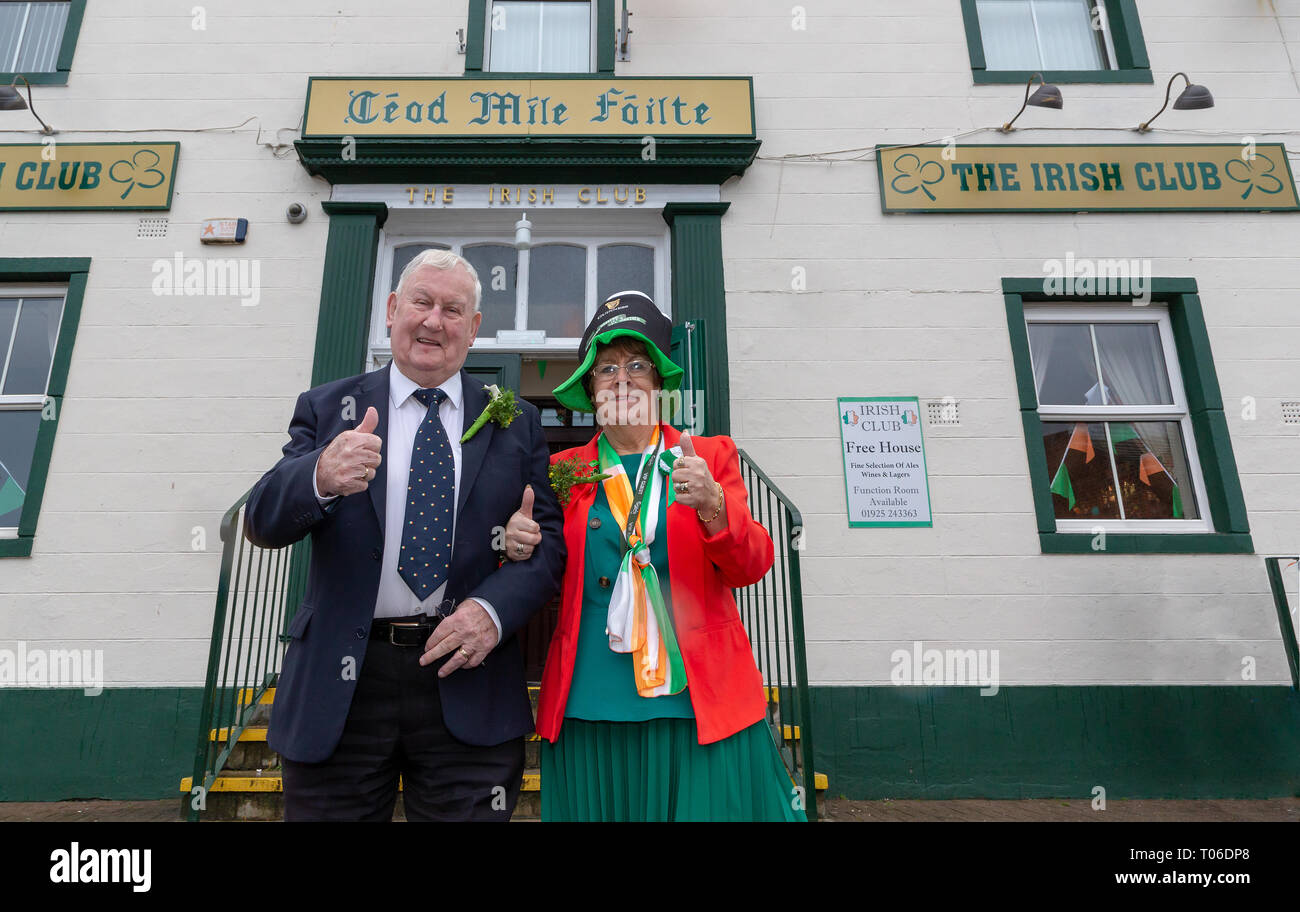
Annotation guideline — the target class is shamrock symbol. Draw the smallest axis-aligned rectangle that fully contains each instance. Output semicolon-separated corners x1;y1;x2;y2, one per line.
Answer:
1224;153;1284;201
108;149;166;200
890;152;945;201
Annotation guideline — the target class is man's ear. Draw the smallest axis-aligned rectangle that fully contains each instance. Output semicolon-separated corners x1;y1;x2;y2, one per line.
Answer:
385;291;398;329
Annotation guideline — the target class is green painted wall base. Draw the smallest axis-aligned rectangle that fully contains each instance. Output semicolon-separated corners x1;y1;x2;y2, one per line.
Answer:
3;685;1299;801
0;688;203;801
810;685;1300;800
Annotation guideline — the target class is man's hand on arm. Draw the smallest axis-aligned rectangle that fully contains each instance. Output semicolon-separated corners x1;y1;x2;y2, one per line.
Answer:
419;599;500;678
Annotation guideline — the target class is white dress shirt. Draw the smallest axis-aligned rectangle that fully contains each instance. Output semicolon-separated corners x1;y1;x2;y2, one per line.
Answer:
314;364;501;636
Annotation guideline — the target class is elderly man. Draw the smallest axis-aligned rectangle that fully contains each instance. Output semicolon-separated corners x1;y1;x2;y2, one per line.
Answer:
244;249;565;821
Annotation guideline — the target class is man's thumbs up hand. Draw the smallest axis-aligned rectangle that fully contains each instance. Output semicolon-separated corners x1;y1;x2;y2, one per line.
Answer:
503;484;542;561
356;406;379;435
679;431;697;458
316;405;384;498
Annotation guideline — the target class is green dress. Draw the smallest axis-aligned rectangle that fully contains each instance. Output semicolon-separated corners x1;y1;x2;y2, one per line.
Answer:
540;451;806;822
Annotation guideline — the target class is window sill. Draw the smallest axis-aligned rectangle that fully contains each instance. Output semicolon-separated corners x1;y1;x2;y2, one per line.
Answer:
1039;532;1253;554
0;71;69;86
973;69;1152;85
0;538;34;558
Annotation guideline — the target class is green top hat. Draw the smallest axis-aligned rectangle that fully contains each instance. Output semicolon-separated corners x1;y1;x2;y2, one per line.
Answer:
552;290;684;413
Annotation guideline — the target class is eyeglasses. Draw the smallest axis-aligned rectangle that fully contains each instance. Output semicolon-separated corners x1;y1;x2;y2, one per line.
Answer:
591;359;653;380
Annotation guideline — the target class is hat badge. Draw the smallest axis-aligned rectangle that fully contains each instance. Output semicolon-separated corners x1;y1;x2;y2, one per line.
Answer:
604;298;620;310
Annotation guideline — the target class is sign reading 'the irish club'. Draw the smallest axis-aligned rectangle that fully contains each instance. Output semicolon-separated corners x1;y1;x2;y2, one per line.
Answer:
877;143;1299;213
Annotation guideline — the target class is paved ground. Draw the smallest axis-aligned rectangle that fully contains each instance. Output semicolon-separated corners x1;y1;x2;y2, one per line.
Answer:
1;797;1297;822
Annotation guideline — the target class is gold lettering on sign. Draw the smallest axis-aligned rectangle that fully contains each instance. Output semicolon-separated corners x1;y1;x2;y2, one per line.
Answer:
424;187;438;203
635;187;646;203
596;187;607;204
614;187;628;203
443;187;454;204
406;187;418;203
542;187;555;203
577;187;591;203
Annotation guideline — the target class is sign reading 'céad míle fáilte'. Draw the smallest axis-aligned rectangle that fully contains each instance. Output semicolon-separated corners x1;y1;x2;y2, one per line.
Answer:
877;144;1299;212
0;143;179;211
302;78;755;138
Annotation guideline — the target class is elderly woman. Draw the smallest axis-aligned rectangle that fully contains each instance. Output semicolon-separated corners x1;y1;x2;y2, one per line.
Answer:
504;291;804;822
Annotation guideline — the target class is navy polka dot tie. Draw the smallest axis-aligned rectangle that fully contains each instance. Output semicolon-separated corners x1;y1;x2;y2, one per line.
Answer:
398;387;454;601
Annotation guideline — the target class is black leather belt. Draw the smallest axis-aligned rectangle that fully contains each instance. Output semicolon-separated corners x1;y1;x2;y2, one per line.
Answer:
371;615;440;646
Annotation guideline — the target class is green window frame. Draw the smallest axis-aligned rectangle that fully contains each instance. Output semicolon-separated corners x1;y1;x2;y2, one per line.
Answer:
0;0;86;86
961;0;1151;85
464;0;615;75
1003;277;1252;555
0;257;89;557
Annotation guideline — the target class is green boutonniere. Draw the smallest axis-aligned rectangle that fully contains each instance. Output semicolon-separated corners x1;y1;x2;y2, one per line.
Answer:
461;384;522;443
549;457;612;506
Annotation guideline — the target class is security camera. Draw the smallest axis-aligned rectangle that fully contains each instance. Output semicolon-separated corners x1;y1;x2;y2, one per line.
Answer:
286;202;307;224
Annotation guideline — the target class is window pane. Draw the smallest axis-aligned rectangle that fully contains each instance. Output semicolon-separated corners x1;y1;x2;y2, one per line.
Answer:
13;2;69;72
528;244;586;338
490;1;590;72
389;243;451;292
976;0;1041;69
1041;420;1120;518
1027;322;1100;405
1093;323;1172;405
1109;421;1199;519
0;298;19;368
0;409;41;528
461;244;517;337
0;4;25;71
3;296;63;395
597;244;655;307
1033;0;1105;70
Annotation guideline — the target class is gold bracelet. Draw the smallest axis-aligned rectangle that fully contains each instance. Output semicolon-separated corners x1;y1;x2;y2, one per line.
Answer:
697;482;724;524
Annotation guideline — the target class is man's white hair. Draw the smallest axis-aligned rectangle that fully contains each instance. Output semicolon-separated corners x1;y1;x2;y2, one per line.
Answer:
394;248;482;312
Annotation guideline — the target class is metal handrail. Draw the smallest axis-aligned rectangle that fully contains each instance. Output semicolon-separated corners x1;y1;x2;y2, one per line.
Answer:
182;488;297;821
735;449;818;821
1264;556;1299;691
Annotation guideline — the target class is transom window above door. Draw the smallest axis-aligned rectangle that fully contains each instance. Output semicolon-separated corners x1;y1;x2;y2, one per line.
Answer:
368;225;666;368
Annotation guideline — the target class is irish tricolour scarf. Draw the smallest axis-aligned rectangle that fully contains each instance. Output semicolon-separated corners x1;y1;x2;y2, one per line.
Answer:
597;425;687;698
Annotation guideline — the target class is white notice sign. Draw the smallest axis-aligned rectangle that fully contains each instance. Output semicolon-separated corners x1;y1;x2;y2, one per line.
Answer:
837;396;933;528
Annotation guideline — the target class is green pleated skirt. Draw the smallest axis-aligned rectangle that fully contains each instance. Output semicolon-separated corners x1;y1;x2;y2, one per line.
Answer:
540;717;807;822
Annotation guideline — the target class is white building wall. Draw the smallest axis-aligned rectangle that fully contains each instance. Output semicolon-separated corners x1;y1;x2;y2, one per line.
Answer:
0;1;1296;687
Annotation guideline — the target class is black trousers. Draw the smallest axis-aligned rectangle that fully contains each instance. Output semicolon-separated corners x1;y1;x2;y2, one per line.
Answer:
281;636;524;822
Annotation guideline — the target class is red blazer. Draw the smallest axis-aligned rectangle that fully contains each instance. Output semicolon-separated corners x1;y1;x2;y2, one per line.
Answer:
536;424;775;745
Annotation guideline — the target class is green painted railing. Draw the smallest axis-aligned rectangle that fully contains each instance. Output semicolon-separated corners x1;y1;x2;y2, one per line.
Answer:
1264;556;1299;691
735;449;818;821
182;488;301;821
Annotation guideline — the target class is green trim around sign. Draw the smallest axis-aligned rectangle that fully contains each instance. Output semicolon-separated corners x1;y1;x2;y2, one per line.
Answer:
0;257;89;557
0;0;86;88
960;0;1151;85
811;685;1300;799
464;0;617;75
1002;277;1253;554
662;202;731;435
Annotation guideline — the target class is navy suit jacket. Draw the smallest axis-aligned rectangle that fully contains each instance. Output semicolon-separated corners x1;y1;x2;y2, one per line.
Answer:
244;364;565;763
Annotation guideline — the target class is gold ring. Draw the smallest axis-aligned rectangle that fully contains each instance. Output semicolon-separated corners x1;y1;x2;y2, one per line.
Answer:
459;646;471;659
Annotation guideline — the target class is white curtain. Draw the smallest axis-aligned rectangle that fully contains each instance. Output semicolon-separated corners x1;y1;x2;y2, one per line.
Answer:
1028;322;1099;405
1033;0;1105;70
976;0;1104;71
1094;324;1172;405
489;1;590;73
